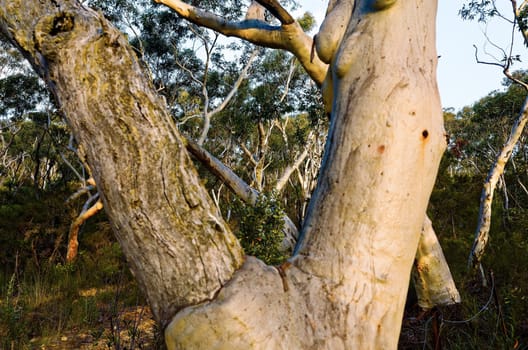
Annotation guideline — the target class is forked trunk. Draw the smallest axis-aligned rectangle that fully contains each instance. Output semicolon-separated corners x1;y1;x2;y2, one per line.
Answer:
1;0;445;348
168;0;445;348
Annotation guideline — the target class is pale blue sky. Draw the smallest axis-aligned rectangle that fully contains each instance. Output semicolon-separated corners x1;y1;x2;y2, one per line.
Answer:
437;1;525;110
300;1;526;111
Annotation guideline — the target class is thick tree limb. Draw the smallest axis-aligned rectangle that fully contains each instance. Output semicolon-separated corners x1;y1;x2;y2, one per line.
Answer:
413;216;461;308
154;0;327;85
254;0;294;24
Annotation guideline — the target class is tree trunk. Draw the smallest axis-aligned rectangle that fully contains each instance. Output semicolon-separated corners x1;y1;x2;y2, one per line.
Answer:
170;0;445;348
414;216;461;308
1;0;445;348
469;95;528;269
0;0;243;327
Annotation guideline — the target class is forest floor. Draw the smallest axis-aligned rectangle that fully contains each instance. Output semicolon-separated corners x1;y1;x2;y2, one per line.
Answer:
27;304;156;350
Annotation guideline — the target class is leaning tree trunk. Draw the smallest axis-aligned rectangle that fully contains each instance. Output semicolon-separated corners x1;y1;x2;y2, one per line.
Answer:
1;0;445;348
0;0;243;327
469;95;528;269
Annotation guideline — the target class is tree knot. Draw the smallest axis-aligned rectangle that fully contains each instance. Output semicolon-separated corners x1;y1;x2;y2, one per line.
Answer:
34;11;76;60
49;12;75;36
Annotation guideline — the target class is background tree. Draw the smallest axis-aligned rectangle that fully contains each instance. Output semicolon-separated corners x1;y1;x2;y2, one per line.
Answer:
460;0;528;272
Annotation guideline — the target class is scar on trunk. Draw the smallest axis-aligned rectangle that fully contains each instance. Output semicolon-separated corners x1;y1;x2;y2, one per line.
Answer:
275;261;292;292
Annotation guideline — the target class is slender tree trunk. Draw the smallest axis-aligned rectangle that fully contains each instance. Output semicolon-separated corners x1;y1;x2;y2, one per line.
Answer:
66;198;103;263
469;95;528;269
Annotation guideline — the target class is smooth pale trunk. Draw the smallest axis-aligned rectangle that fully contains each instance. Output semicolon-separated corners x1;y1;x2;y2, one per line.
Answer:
469;96;528;268
414;216;461;307
167;0;445;348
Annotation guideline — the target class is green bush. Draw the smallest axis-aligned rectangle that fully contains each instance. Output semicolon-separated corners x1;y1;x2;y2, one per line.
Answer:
231;192;288;265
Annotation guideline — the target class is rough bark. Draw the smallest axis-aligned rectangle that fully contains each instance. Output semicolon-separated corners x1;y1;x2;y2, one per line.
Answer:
0;0;244;327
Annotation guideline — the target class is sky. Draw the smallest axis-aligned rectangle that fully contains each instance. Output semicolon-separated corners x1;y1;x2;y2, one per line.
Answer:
298;1;527;111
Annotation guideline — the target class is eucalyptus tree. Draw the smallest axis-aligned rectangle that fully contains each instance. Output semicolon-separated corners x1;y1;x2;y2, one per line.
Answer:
0;0;458;348
460;0;528;270
0;37;71;193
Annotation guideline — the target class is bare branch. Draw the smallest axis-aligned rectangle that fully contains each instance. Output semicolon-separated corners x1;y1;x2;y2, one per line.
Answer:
275;148;309;192
473;44;506;68
186;138;260;205
209;49;259;117
255;0;295;24
66;197;103;262
174;56;204;88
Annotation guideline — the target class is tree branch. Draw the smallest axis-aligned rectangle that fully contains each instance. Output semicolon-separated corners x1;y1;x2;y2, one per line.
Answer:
185;138;299;249
154;0;327;85
66;197;103;262
275;149;309;193
209;49;259;117
186;138;260;205
197;49;259;145
255;0;294;24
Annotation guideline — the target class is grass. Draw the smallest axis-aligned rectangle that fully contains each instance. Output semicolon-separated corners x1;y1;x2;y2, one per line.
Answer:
1;180;528;349
0;238;160;349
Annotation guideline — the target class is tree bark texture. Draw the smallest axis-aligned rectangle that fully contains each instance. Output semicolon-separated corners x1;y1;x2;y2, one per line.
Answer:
0;0;244;327
293;0;445;345
158;0;460;316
